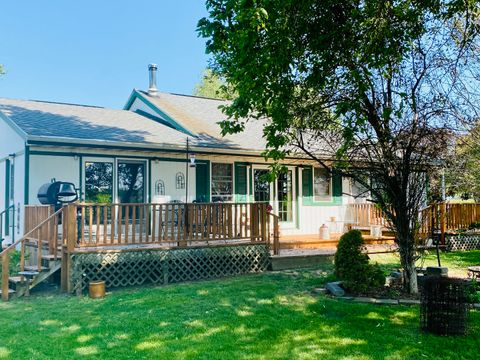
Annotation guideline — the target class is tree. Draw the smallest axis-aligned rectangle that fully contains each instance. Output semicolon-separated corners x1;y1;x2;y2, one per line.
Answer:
193;69;235;100
199;0;480;293
445;122;480;201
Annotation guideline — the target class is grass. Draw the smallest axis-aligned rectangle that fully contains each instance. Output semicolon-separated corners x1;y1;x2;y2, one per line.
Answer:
370;249;480;278
0;253;479;359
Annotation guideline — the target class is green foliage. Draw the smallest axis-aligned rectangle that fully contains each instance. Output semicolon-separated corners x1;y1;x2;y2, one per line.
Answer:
334;230;385;293
0;64;4;75
198;0;480;294
469;279;480;304
193;69;235;100
0;250;22;286
469;221;480;230
446;123;480;201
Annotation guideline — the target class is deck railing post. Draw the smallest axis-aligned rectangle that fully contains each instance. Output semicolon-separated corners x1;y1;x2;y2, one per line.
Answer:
61;204;77;293
440;202;446;246
273;215;280;255
1;252;9;301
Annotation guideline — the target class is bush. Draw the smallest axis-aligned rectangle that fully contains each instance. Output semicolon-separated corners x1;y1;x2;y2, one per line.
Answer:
334;230;385;293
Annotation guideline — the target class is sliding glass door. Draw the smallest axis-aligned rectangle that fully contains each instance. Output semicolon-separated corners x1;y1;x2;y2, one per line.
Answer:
117;161;145;204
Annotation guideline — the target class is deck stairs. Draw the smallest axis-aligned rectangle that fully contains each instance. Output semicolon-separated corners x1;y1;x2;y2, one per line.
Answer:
1;207;64;301
2;242;62;299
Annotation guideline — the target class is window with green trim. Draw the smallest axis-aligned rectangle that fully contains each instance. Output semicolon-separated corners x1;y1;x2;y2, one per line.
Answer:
313;167;331;202
211;163;233;202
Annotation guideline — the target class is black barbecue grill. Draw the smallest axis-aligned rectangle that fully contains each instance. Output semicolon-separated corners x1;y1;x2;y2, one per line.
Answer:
37;181;78;210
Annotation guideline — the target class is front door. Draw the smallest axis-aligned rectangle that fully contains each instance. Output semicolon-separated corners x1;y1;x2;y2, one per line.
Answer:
252;167;295;225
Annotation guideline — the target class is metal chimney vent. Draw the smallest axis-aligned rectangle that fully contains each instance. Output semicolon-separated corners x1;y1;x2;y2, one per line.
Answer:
148;63;158;95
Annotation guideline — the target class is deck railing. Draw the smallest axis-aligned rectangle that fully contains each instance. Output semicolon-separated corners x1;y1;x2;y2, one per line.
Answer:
1;206;61;301
67;202;275;248
347;203;390;228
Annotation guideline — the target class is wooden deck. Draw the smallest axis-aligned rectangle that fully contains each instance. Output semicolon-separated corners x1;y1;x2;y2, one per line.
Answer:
278;233;395;250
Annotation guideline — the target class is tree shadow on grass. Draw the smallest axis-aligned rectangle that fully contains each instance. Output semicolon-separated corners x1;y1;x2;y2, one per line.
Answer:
1;269;479;359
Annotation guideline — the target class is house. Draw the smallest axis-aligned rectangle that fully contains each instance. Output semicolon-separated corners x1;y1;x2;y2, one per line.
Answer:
0;64;368;246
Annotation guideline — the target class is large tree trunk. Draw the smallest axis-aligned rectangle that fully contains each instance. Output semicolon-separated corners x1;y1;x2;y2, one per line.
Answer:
396;229;419;294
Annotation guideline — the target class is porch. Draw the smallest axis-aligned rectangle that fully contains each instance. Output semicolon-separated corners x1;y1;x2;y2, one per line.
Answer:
1;201;391;300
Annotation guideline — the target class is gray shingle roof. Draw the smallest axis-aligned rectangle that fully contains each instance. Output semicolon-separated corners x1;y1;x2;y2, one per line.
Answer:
0;97;190;147
138;91;268;151
0;95;269;153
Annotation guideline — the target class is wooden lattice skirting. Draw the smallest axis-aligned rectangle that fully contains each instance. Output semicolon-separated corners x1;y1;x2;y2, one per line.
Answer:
70;244;270;293
446;235;480;252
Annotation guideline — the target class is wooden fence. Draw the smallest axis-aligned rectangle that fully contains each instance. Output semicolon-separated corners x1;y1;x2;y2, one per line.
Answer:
419;202;480;244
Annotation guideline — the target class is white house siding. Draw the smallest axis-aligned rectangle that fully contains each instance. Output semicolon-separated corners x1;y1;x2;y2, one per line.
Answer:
0;119;25;243
151;161;196;203
129;98;158;118
28;155;80;204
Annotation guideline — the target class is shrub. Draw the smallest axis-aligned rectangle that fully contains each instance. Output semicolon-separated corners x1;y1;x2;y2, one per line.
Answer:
334;230;385;293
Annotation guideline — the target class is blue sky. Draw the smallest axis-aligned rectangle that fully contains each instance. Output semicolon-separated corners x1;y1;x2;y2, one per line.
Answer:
0;1;209;108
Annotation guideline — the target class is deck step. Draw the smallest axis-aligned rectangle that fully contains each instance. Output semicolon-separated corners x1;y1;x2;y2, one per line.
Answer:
24;265;49;272
42;254;61;261
0;289;15;296
8;276;24;284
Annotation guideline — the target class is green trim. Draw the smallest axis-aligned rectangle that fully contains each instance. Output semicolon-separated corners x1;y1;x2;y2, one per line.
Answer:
234;162;249;202
78;155;83;201
195;161;211;202
148;159;152;203
295;167;300;229
4;159;10;235
124;90;195;136
249;165;253;202
302;166;343;207
24;145;30;205
133;109;177;130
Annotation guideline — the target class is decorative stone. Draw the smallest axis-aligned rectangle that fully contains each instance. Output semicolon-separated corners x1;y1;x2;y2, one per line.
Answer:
353;297;377;303
376;298;399;305
426;266;448;277
390;271;403;279
338;296;354;301
399;299;420;305
313;287;327;294
326;281;345;297
473;303;480;310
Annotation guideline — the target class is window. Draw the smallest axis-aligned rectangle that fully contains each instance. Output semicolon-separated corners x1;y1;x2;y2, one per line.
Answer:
85;162;113;203
313;167;331;201
277;170;293;222
118;161;145;203
211;163;233;202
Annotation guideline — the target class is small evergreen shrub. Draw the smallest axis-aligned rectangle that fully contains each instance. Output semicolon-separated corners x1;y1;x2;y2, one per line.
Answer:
334;230;385;293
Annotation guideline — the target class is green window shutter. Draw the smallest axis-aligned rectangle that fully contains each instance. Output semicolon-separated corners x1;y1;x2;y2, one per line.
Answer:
234;163;248;202
195;161;210;202
302;166;313;205
332;170;343;205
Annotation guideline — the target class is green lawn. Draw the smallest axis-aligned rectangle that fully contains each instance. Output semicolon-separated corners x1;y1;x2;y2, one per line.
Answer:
0;252;479;359
370;249;480;278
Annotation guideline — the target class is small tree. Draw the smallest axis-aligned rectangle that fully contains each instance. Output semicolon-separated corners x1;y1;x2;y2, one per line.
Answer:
335;230;385;293
199;0;480;294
